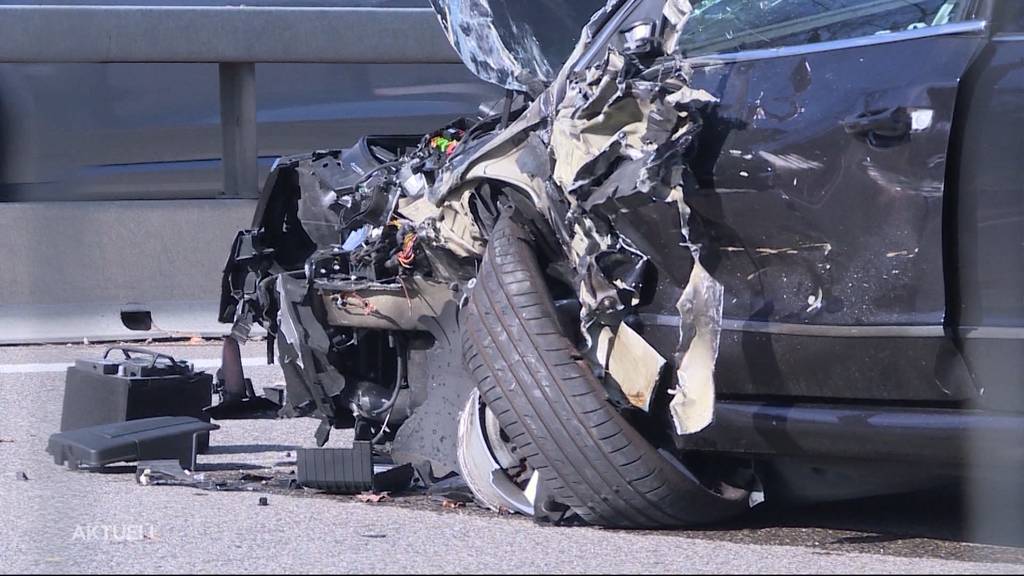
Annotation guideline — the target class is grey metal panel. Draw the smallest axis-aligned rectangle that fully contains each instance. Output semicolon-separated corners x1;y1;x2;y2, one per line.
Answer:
0;6;461;63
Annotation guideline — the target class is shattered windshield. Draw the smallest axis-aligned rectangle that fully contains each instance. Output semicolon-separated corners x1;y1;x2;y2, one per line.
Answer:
677;0;969;57
430;0;608;93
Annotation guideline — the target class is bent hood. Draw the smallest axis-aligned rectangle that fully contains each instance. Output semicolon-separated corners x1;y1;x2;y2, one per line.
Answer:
429;0;608;94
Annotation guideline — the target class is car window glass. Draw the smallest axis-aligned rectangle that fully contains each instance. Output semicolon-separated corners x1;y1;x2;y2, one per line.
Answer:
678;0;969;57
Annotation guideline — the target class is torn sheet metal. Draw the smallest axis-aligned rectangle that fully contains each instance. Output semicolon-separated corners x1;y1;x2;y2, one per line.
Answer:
275;273;343;431
429;0;607;95
538;0;723;434
606;323;665;412
669;261;723;434
426;0;630;205
430;0;551;94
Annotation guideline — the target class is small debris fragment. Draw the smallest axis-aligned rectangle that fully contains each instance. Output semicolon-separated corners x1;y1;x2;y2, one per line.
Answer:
360;533;387;539
805;287;825;313
187;336;205;345
0;438;14;443
355;491;389;503
441;498;465;509
426;476;475;504
15;471;28;481
258;496;269;506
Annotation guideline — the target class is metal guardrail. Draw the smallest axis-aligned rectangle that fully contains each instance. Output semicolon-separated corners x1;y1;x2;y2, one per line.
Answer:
0;5;462;196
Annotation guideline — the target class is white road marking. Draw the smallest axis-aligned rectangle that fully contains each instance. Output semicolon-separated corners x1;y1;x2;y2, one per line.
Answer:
0;357;269;374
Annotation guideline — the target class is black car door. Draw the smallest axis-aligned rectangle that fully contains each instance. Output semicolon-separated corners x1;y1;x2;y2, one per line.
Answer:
678;0;989;402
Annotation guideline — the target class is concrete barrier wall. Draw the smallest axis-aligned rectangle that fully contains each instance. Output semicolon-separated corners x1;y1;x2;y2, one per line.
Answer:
0;199;256;343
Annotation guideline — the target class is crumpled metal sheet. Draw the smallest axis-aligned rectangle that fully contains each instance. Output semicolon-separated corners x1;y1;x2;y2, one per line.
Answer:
430;0;554;95
545;0;723;434
670;259;723;434
427;2;628;204
421;0;724;436
605;322;666;412
427;0;724;435
429;0;609;95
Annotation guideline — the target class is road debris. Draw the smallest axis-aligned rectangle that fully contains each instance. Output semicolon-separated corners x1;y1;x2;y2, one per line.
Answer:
356;492;389;503
441;498;465;509
49;417;218;471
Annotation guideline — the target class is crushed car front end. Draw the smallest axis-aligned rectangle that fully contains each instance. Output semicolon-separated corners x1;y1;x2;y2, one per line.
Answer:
217;0;761;526
216;0;1024;527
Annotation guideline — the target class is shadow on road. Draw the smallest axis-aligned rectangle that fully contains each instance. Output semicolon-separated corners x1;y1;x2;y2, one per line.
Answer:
676;484;1024;565
203;443;300;455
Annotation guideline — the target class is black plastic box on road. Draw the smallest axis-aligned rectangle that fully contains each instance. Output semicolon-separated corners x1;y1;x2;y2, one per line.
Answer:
296;442;414;494
297;442;375;493
60;346;214;449
48;416;219;470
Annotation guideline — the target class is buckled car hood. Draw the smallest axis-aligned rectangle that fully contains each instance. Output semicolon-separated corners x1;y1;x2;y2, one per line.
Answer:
429;0;607;94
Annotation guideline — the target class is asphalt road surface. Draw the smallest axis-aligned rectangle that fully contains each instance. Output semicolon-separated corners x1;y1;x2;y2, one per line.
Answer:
2;340;1023;574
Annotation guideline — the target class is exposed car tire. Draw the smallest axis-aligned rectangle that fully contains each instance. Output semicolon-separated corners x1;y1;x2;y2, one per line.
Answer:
462;215;748;528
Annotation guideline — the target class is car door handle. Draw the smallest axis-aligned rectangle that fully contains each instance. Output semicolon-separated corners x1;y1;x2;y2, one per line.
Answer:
842;107;912;141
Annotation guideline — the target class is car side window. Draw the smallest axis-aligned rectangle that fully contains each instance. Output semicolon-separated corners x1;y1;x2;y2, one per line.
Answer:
678;0;970;57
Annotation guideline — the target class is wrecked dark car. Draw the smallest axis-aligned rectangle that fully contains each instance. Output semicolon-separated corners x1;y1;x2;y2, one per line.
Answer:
219;0;1024;527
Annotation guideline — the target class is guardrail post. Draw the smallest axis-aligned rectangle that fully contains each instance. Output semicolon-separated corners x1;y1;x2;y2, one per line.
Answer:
219;62;257;197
